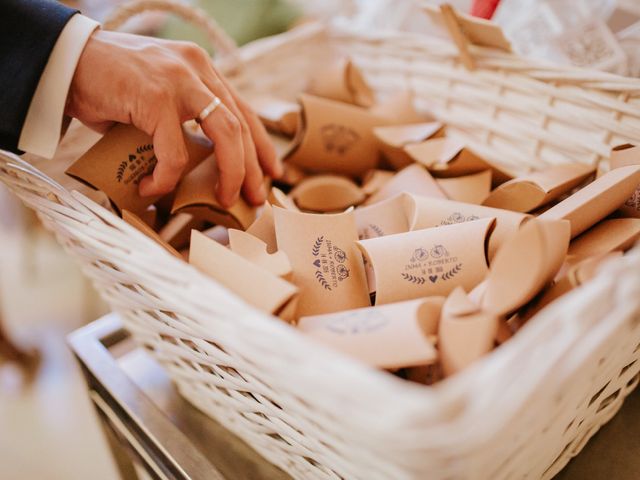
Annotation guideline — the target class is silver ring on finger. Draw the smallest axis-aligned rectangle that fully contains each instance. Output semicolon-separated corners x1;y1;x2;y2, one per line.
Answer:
196;96;222;124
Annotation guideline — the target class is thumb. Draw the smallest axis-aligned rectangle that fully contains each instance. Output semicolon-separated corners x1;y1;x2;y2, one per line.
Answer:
139;115;189;197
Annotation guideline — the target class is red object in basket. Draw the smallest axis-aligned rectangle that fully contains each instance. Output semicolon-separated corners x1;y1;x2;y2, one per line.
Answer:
470;0;501;19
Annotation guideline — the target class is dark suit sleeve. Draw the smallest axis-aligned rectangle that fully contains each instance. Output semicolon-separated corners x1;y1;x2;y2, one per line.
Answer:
0;0;79;153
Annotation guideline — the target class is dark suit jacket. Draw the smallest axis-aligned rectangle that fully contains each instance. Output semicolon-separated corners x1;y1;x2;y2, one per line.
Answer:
0;0;78;153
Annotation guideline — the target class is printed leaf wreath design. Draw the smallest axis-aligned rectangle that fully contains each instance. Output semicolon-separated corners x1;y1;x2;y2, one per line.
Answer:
116;161;127;182
401;273;426;285
312;236;324;256
315;270;332;290
321;124;360;155
136;144;153;154
441;263;462;281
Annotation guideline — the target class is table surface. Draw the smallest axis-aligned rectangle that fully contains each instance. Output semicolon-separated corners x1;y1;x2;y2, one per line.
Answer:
69;313;640;480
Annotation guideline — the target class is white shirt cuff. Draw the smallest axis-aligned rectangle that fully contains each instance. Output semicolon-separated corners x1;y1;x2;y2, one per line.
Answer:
18;14;100;159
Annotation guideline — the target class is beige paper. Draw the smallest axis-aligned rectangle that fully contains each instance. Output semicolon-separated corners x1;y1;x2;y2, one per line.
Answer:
158;212;206;250
354;194;411;240
228;229;292;278
482;163;596;212
273;207;370;316
290;175;365;212
439;287;499;377
172;157;257;230
298;297;443;369
247;94;300;137
306;58;375;108
357;217;494;305
567;218;640;262
369;91;427;125
405;137;513;185
373;122;445;170
539;165;640;238
189;230;298;316
436;170;492;205
406;194;530;261
361;169;394;196
364;164;446;206
202;225;229;246
268;187;300;211
480;219;571;316
66;124;213;214
246;203;278;253
122;210;181;258
610;144;640;218
285;94;384;177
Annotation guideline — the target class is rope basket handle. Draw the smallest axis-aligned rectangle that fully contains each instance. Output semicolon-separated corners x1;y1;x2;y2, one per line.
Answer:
104;0;239;58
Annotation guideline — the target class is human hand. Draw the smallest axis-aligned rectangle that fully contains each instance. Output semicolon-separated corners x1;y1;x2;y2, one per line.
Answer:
66;30;280;207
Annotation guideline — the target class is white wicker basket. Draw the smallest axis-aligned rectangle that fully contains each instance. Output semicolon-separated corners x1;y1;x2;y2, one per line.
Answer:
2;1;640;478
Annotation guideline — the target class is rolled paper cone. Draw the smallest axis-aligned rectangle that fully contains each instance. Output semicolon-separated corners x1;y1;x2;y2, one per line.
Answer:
439;287;499;377
361;169;394;196
354;194;412;240
369;90;429;125
406;194;530;261
66;124;213;214
567;218;640;263
228;229;292;279
357;217;494;305
268;187;299;211
171;158;257;230
159;212;206;250
122;210;181;258
202;225;229;246
610;144;640;218
273;207;370;317
539;165;640;238
404;137;513;185
307;58;375;107
285;94;385;177
373;122;445;170
189;230;298;318
436;170;492;205
481;219;571;317
298;297;444;369
247;94;301;136
246;203;278;254
290;175;365;212
482;163;596;213
364;164;446;206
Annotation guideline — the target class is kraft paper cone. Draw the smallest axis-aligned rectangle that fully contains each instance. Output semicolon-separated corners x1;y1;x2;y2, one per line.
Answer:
122;210;181;258
246;203;277;254
273;207;370;316
373;122;445;170
247;94;300;137
406;194;530;261
66;124;213;214
480;219;570;316
361;169;394;196
482;163;596;213
306;58;375;108
354;194;411;240
158;212;206;250
404;137;513;185
439;287;499;377
189;230;298;317
268;187;299;211
539;165;640;238
172;158;257;230
369;91;428;125
298;297;443;369
228;229;292;279
436;170;492;205
567;218;640;262
139;205;158;230
364;164;446;206
610;144;640;218
357;217;494;305
279;162;307;187
290;175;365;212
285;94;384;177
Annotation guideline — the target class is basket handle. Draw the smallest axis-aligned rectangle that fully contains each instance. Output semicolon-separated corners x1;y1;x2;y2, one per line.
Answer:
103;0;239;58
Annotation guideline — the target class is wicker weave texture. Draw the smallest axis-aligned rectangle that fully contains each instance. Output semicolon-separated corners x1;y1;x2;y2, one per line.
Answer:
1;4;640;479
